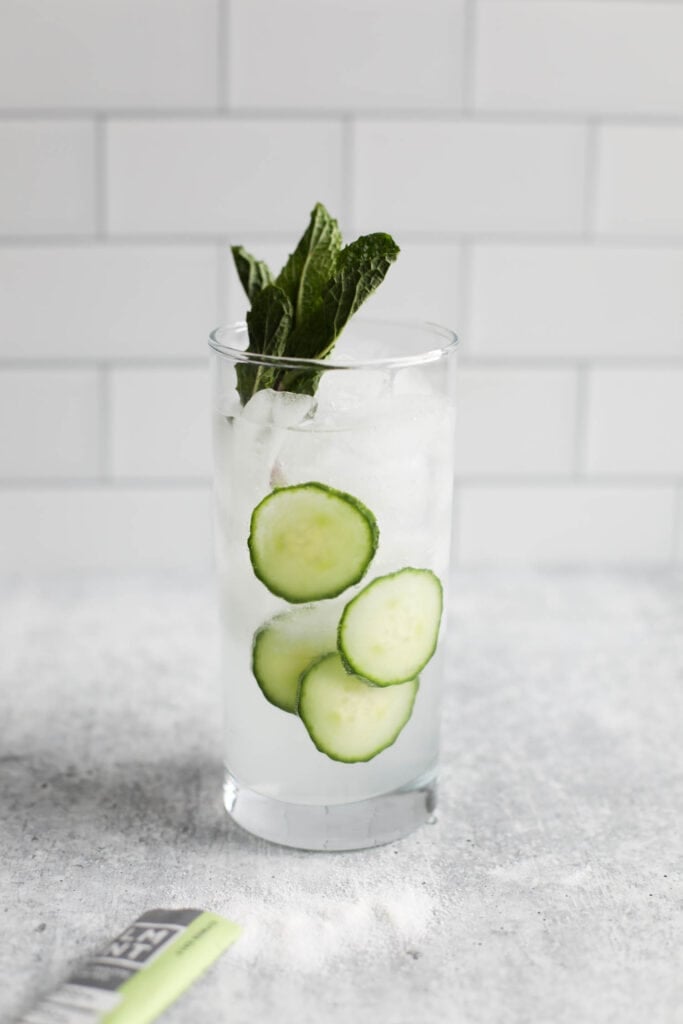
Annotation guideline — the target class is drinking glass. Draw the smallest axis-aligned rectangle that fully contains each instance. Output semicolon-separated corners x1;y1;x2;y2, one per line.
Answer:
210;319;458;850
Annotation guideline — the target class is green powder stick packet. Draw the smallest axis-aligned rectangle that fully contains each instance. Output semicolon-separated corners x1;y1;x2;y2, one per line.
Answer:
18;908;241;1024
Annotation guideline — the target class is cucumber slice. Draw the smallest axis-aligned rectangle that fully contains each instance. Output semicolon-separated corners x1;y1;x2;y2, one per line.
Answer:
252;604;339;714
338;567;443;686
248;482;378;603
297;653;419;763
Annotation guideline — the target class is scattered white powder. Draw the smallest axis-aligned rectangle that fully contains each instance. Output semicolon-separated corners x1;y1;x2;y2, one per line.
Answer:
228;886;434;973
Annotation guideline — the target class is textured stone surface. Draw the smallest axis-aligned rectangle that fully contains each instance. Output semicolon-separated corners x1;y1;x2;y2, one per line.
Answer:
1;571;681;1024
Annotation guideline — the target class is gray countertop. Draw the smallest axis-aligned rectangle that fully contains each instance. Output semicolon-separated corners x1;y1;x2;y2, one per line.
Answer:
1;571;681;1024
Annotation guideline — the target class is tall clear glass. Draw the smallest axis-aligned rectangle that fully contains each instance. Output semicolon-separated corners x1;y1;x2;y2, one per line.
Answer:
210;319;458;850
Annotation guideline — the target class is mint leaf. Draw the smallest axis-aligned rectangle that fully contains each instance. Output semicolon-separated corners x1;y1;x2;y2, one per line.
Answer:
230;206;400;403
276;203;342;327
236;284;293;403
284;232;400;362
326;232;400;342
248;285;293;356
232;245;274;304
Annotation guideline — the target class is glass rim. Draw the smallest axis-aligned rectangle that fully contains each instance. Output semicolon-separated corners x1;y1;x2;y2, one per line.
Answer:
208;317;459;372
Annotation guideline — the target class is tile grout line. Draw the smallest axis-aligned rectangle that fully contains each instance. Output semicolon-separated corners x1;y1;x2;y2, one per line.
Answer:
0;477;680;492
450;484;461;567
4;355;683;371
341;116;355;231
456;241;472;354
450;477;682;489
0;478;212;490
0;357;208;370
671;484;682;563
4;232;683;248
457;356;683;368
94;114;107;238
218;0;229;109
216;241;228;326
2;108;683;125
97;363;112;481
461;0;478;114
573;362;590;478
582;120;600;240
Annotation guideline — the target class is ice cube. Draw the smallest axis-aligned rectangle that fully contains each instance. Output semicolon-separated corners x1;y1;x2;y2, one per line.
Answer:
275;392;450;559
222;389;318;502
312;368;392;426
242;388;316;428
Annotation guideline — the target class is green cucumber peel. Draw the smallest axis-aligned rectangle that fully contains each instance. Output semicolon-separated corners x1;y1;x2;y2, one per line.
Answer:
248;482;379;604
251;604;340;714
296;652;419;764
337;567;443;686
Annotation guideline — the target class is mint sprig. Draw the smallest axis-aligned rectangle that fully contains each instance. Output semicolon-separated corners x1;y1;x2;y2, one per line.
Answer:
232;246;274;304
236;285;293;403
231;203;399;403
276;203;342;326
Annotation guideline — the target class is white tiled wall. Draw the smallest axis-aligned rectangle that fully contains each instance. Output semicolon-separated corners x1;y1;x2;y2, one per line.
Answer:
106;120;345;235
454;368;578;476
0;0;681;569
110;367;211;479
0;246;217;358
0;369;100;478
459;485;677;565
0;122;95;235
0;488;212;571
353;121;587;234
0;0;218;110
596;126;683;237
585;368;683;477
469;245;683;358
474;2;683;116
227;0;466;111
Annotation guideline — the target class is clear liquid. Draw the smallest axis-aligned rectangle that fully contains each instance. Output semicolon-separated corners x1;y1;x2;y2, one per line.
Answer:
213;387;454;806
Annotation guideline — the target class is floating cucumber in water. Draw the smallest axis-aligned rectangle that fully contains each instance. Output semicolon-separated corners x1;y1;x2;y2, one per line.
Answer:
252;604;339;714
297;653;419;764
338;568;443;686
248;482;378;603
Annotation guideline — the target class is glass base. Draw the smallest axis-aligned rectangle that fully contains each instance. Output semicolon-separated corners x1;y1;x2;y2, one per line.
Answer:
223;770;437;852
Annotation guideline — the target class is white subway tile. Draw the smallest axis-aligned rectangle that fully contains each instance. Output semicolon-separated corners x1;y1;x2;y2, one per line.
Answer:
0;122;94;236
469;245;683;358
360;242;461;325
0;246;217;359
475;2;683;115
586;368;683;476
459;485;676;565
0;370;99;478
107;120;343;235
111;367;210;479
597;126;683;238
228;0;463;111
353;121;586;234
0;487;212;570
0;0;217;110
455;368;577;475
